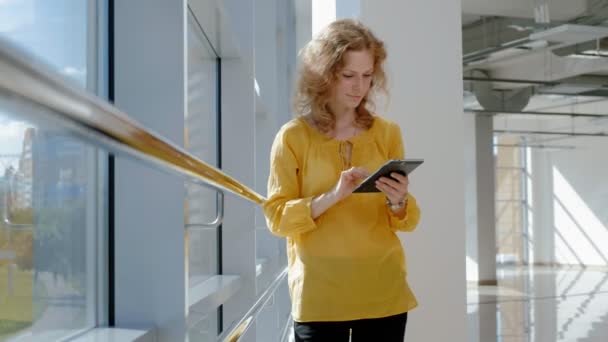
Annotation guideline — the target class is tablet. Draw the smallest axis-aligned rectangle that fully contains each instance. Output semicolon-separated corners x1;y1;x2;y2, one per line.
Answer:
353;159;424;193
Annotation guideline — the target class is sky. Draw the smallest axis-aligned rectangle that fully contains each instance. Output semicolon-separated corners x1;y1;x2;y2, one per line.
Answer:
0;0;87;172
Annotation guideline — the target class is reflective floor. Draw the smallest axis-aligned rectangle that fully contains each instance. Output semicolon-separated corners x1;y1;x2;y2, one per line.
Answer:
467;266;608;342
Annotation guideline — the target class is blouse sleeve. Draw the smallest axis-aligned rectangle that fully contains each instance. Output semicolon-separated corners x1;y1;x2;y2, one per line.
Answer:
386;122;421;232
262;127;318;237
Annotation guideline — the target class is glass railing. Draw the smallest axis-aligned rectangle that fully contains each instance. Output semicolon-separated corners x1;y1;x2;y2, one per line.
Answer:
219;267;289;342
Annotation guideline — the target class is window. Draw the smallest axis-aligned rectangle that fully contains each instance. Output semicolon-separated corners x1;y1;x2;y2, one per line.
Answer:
0;0;107;340
185;8;221;340
252;3;297;340
495;135;530;265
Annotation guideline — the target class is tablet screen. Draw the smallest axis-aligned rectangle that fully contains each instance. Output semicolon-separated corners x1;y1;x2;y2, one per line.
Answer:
353;159;423;193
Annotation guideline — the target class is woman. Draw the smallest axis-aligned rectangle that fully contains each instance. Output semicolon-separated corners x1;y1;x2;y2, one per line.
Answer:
263;19;421;342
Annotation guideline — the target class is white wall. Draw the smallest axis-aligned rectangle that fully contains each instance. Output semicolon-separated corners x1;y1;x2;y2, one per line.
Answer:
336;0;360;19
113;1;187;340
361;1;467;341
532;136;608;266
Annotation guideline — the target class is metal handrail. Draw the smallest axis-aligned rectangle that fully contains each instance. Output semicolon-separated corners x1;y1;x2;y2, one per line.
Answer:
185;192;224;229
0;38;265;205
218;267;288;342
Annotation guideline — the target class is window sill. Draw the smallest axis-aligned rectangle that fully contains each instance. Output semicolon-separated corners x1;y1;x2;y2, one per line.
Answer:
189;274;242;314
67;328;154;342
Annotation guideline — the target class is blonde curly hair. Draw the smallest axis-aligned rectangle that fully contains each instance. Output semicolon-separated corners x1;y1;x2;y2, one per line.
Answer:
294;19;388;133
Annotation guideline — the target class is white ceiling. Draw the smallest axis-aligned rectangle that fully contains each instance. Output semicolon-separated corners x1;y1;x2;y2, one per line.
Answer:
461;14;481;26
462;0;587;21
462;1;608;140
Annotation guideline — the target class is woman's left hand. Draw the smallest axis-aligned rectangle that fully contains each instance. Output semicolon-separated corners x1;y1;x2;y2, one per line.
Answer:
375;172;409;205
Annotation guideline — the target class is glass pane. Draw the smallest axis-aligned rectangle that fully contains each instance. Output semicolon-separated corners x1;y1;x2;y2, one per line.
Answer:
0;0;89;87
186;8;220;341
186;5;219;287
187;0;220;52
495;135;527;265
0;0;105;340
496;169;522;200
0;103;103;341
255;279;291;342
188;310;216;342
253;3;292;297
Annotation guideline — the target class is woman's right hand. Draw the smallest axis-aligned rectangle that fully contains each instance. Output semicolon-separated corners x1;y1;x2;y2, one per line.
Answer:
311;167;369;219
331;167;370;201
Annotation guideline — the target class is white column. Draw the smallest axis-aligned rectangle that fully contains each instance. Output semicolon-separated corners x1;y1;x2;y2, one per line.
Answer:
113;1;187;340
464;114;479;282
532;150;555;264
473;115;497;340
312;0;336;36
464;114;498;341
361;1;467;341
220;1;257;340
475;115;497;285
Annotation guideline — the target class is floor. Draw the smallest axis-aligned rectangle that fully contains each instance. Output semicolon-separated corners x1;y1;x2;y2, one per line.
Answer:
467;265;608;342
284;265;608;342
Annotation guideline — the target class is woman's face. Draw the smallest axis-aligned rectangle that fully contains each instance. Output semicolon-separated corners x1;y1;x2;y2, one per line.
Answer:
330;49;374;113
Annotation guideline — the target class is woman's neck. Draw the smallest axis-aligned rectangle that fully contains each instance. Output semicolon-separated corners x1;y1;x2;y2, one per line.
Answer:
333;108;357;130
331;109;358;141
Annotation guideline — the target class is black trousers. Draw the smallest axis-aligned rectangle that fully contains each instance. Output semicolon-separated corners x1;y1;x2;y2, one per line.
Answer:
294;312;408;342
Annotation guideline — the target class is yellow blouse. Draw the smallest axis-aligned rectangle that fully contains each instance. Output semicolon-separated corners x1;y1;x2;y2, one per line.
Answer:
263;115;421;323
